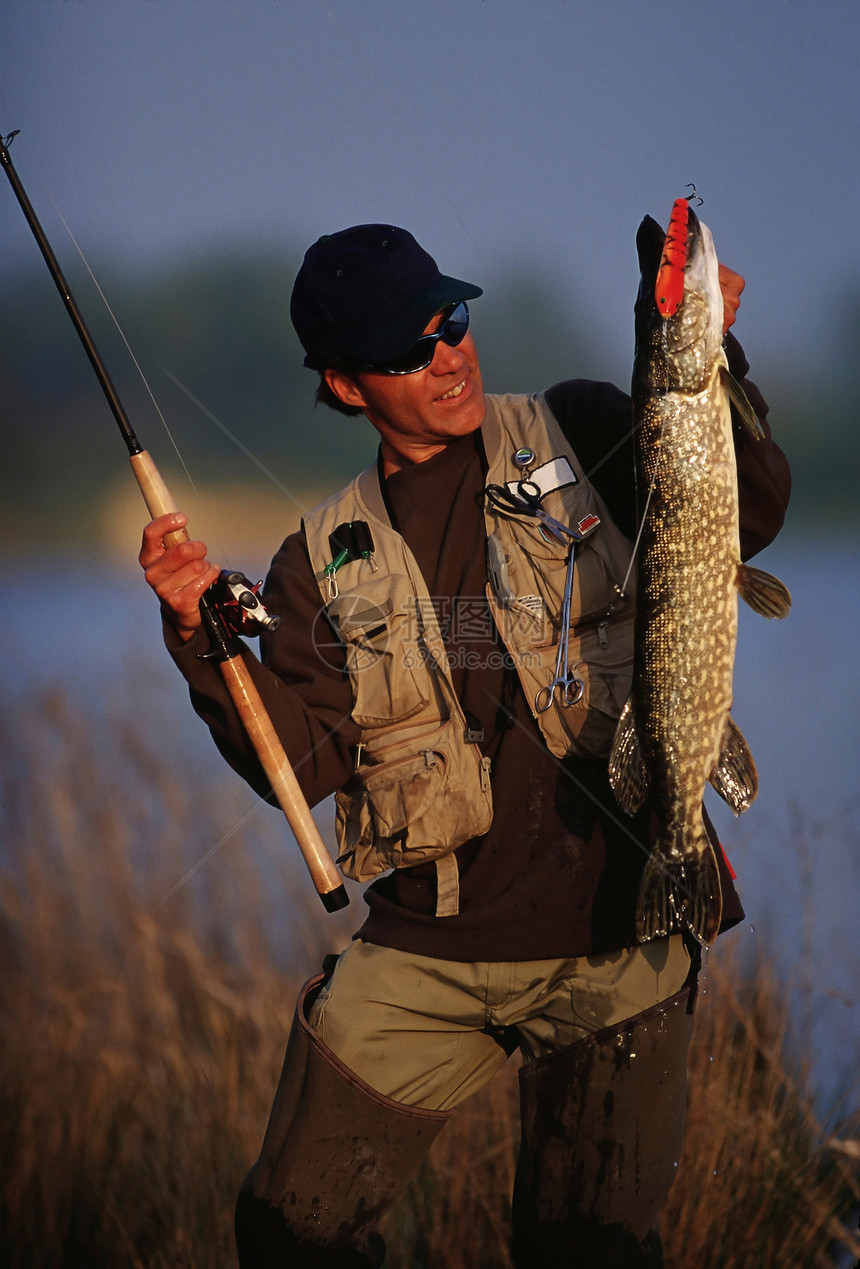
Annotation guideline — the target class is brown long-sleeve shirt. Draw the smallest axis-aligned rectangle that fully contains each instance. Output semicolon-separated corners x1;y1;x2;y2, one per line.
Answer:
168;345;791;961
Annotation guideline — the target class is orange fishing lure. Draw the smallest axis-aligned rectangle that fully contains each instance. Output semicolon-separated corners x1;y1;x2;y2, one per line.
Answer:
654;197;691;317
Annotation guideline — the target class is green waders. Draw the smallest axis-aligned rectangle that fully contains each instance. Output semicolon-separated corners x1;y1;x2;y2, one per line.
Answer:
235;975;452;1268
237;958;697;1267
511;983;696;1268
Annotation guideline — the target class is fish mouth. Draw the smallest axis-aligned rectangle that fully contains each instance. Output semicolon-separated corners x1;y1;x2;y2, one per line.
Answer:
636;212;671;284
635;208;704;318
634;203;722;390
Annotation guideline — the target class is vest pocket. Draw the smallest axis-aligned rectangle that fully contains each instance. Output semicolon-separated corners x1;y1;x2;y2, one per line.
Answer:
334;718;493;882
569;608;635;756
525;608;634;759
326;573;430;727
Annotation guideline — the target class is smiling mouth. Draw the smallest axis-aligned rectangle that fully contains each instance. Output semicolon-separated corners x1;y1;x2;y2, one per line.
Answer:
438;379;466;401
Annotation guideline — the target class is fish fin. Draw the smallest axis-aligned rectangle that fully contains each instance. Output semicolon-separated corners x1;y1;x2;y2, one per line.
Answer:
721;366;765;439
636;828;723;948
737;563;792;619
709;714;759;813
608;698;650;814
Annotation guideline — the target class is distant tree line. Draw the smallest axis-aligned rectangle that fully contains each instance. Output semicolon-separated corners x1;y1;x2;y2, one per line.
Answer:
0;244;853;547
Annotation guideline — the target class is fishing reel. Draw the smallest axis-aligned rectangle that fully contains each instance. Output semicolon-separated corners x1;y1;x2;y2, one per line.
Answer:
208;569;281;637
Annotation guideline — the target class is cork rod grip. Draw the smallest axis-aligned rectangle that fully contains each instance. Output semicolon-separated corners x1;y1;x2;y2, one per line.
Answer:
130;450;189;547
218;659;347;906
130;450;348;911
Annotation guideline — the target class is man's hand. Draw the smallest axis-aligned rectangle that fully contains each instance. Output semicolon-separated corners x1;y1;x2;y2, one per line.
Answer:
719;264;745;335
139;512;220;643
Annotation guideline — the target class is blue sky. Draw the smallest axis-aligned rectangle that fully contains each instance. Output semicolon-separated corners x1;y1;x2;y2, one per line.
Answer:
3;0;859;383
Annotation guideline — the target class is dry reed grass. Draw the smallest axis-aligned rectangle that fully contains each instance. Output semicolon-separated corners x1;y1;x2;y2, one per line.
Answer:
0;689;857;1267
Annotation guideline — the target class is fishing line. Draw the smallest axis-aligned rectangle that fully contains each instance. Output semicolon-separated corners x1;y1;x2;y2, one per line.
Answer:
161;369;361;545
54;213;181;461
11;142;311;564
484;687;698;908
161;703;355;900
61;205;338;553
161;797;264;900
619;422;663;598
42;201;244;565
9;145;233;559
161;368;323;526
23;169;188;469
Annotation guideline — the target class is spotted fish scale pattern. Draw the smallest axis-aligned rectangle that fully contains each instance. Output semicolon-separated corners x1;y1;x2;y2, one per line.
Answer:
609;210;791;947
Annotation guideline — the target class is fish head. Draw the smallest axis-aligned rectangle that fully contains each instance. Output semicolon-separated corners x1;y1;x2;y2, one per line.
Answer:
634;207;724;396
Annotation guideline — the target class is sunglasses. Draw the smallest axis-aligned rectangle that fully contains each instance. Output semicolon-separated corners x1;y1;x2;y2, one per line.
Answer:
357;301;470;375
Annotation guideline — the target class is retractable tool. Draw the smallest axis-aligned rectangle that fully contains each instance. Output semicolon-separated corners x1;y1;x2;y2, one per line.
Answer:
485;477;600;714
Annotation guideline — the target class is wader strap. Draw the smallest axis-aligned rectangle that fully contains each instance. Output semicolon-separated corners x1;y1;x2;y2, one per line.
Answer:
434;853;460;917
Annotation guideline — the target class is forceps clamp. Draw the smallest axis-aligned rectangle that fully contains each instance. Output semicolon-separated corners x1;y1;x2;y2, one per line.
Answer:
534;544;585;713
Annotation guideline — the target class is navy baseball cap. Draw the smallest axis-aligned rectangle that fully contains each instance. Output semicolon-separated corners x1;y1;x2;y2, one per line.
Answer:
290;224;482;370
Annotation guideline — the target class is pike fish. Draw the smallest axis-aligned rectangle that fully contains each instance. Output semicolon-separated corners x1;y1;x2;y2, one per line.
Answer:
609;203;791;947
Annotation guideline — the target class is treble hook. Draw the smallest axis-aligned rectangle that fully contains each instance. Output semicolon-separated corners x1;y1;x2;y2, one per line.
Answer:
685;183;704;206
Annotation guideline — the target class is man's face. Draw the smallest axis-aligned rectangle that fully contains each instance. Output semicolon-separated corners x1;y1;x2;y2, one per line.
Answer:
325;309;485;475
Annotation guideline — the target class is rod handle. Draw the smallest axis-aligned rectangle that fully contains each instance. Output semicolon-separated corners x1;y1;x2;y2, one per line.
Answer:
130;450;348;911
129;449;188;547
218;658;349;909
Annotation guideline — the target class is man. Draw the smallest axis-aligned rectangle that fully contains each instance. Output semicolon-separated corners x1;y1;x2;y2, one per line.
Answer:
140;224;790;1266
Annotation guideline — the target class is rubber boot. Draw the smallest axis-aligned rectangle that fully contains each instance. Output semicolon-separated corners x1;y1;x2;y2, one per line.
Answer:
511;984;696;1268
235;974;452;1268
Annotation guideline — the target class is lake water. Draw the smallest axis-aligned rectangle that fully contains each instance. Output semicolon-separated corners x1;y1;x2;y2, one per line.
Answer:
1;531;857;1107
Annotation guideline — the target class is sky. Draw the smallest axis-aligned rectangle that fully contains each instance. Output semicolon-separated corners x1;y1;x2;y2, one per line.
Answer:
2;0;859;1097
2;0;859;384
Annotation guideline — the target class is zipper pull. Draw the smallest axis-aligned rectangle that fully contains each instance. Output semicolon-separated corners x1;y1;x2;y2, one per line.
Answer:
597;619;610;649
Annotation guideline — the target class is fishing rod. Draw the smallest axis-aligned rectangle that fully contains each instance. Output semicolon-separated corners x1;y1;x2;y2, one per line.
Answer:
0;129;348;913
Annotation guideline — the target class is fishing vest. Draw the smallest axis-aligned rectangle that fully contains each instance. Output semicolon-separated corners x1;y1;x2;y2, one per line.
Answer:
302;392;636;916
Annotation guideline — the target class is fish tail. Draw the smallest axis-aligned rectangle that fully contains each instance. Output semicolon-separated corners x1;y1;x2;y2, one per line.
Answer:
636;827;723;948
